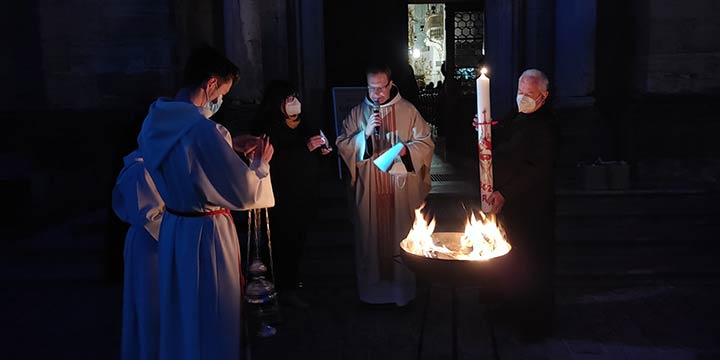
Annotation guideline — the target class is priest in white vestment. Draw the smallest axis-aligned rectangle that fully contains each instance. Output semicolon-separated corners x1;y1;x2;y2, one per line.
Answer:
112;150;164;360
138;46;274;360
336;64;434;306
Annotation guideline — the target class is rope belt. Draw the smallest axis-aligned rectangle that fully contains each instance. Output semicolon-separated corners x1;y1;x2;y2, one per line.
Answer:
166;208;231;217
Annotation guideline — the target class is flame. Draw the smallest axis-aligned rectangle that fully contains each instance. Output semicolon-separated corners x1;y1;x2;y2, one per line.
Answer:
457;211;511;260
402;204;511;261
403;205;453;258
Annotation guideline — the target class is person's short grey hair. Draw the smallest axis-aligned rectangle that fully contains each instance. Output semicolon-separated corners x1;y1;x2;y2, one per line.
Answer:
518;69;549;92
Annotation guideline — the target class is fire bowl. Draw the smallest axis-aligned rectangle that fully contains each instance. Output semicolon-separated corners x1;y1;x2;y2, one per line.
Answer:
400;232;511;287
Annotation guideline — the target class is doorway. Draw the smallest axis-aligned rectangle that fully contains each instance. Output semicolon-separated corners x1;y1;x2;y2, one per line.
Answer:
408;3;447;92
408;2;486;156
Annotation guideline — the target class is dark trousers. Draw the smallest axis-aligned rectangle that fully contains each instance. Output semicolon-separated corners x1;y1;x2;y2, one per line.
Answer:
493;211;555;336
268;208;308;292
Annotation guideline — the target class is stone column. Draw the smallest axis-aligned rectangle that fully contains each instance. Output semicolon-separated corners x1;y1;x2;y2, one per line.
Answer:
555;0;596;106
525;0;556;81
291;0;326;132
485;0;520;116
259;0;289;86
224;0;264;102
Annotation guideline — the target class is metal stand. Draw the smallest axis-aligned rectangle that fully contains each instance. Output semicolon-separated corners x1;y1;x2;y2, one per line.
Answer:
416;284;500;360
244;209;280;338
416;284;430;360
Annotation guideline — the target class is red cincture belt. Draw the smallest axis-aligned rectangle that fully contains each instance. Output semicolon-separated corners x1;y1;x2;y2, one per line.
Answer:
166;208;231;217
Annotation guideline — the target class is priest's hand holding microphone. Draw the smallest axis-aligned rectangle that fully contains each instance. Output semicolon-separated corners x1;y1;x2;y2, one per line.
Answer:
366;103;407;157
366;102;382;138
372;101;381;136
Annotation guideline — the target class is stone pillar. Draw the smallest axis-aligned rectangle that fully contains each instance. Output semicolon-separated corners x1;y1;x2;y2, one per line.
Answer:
525;0;555;80
485;0;520;116
555;0;596;106
173;0;220;85
291;0;326;132
224;0;264;103
259;0;289;86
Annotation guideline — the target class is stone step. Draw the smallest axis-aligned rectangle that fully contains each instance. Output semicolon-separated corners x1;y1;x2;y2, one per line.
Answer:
556;213;720;243
556;189;717;216
557;252;720;278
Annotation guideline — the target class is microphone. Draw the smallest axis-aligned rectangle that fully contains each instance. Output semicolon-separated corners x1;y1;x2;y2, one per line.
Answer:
372;101;380;136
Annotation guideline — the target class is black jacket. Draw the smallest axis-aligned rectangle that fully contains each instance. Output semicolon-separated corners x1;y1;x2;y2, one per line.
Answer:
493;105;558;250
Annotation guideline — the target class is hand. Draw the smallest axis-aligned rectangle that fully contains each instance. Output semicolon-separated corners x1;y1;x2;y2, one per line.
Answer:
319;132;333;155
365;113;381;137
232;134;260;155
472;114;497;130
259;135;274;163
306;135;325;152
485;191;506;214
251;135;274;163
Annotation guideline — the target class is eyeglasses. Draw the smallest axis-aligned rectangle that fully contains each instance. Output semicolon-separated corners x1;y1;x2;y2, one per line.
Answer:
367;81;391;93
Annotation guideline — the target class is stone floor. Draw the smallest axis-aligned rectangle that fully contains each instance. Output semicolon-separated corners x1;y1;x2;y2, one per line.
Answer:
2;154;720;360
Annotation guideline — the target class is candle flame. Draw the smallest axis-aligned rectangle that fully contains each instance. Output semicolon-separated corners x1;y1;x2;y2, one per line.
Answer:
481;67;488;75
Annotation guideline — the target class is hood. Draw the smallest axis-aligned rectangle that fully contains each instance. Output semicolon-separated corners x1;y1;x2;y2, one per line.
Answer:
137;98;207;171
122;149;143;167
364;89;402;108
114;149;144;185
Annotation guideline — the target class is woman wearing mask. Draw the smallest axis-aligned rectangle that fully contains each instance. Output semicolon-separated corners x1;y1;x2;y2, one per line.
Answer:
253;80;332;310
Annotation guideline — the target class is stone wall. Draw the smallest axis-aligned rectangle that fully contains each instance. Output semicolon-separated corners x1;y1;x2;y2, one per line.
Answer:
36;0;177;110
640;0;720;95
575;0;720;190
3;0;298;234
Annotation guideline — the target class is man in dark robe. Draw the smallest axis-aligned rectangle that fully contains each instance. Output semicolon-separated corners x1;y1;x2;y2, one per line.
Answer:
484;68;558;340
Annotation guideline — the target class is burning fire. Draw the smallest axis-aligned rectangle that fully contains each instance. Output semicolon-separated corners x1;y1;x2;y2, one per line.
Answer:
402;205;511;261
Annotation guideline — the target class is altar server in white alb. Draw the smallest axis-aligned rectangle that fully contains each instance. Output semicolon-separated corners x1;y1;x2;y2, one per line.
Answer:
112;149;165;360
138;45;275;360
336;63;434;306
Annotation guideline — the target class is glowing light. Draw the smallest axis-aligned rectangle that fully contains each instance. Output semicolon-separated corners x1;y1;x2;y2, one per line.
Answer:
402;204;511;261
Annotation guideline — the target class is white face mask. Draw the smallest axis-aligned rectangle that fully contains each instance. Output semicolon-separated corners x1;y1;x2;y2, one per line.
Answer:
199;89;223;118
285;98;302;116
516;94;539;113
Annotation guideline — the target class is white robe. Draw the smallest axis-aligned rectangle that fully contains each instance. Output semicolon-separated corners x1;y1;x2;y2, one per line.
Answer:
336;93;434;306
138;98;274;360
112;150;164;360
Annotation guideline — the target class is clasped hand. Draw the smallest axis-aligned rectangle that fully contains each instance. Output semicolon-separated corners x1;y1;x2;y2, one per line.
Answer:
232;134;274;163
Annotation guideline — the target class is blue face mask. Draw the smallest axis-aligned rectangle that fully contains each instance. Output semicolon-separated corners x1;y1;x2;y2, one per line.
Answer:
199;87;223;118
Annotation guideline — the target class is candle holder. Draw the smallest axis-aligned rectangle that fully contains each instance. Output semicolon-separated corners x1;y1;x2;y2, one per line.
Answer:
244;208;281;337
